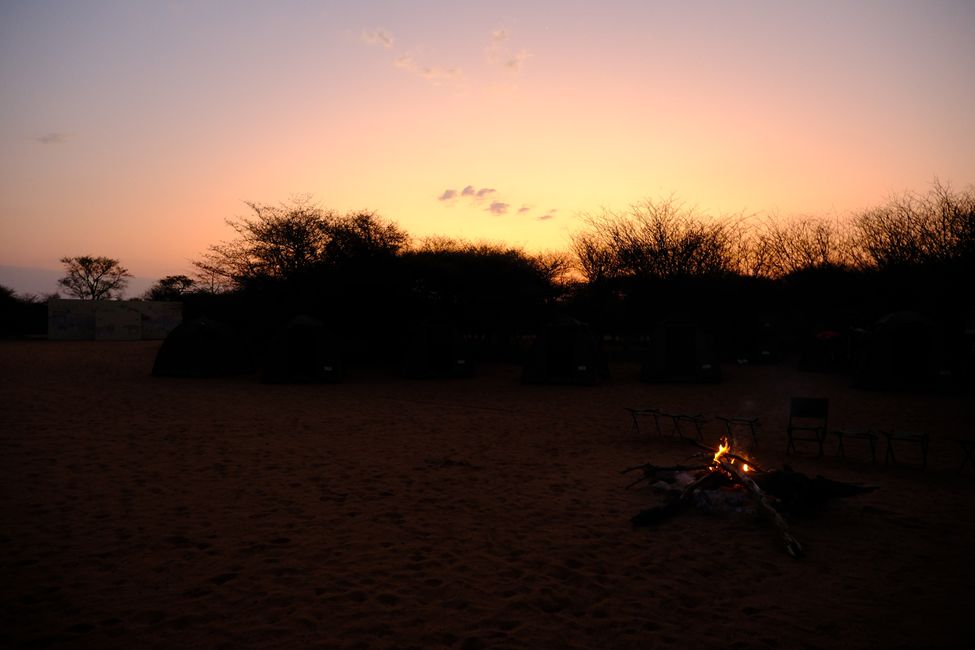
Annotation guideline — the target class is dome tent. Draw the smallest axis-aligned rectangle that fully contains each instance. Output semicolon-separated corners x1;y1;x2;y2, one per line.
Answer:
261;315;344;383
152;317;251;378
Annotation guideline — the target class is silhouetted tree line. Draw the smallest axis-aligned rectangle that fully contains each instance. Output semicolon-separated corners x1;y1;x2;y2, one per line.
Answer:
147;182;971;363
12;183;969;368
570;185;972;344
572;183;974;281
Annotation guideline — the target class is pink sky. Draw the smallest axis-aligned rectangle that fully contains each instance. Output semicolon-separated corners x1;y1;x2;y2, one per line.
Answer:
1;0;973;291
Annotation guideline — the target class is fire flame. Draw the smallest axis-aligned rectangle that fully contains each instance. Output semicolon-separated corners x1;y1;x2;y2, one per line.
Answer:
712;438;751;472
713;440;731;464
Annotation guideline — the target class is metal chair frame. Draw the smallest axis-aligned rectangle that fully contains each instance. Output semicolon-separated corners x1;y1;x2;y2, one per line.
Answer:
786;397;829;457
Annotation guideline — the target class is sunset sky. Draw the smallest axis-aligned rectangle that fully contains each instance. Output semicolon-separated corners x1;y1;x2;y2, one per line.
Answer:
1;0;973;293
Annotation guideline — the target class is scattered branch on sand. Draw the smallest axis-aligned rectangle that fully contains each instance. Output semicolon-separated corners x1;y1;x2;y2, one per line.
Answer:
716;458;803;558
621;463;709;489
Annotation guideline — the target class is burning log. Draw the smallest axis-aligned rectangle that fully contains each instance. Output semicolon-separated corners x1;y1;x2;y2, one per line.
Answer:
628;438;875;558
715;457;803;558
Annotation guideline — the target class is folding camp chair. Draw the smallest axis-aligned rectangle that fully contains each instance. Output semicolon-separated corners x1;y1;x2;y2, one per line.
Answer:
659;412;707;441
625;407;705;441
786;397;829;456
626;407;663;437
832;429;879;464
883;431;929;468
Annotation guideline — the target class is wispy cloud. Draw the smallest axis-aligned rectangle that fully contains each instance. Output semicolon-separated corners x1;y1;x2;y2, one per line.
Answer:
486;28;530;74
437;185;505;212
503;49;530;73
361;26;460;85
487;201;509;215
438;185;545;219
362;26;525;88
35;132;71;145
394;52;462;84
362;28;394;49
439;185;497;204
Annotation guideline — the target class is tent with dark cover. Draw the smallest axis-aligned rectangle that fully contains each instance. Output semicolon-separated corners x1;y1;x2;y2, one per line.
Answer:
798;329;849;372
401;321;474;379
522;318;607;385
853;311;949;389
728;315;782;364
152;317;250;377
261;315;343;383
641;321;720;383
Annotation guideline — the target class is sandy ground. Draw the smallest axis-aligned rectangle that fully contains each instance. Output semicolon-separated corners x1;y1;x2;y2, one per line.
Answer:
1;340;973;649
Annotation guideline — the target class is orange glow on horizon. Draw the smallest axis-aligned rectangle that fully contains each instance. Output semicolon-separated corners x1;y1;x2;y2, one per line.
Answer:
1;2;972;285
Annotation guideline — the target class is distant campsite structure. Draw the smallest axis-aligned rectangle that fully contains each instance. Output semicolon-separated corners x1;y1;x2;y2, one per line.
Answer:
47;298;181;341
401;321;475;379
641;321;721;383
522;318;607;385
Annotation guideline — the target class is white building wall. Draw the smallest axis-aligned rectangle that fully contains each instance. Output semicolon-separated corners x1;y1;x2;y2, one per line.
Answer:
48;299;182;340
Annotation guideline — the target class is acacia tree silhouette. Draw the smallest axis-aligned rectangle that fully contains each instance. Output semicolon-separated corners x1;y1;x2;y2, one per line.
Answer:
193;198;407;289
57;255;132;300
850;181;975;272
188;198;411;354
193;199;331;287
570;198;742;283
747;217;852;278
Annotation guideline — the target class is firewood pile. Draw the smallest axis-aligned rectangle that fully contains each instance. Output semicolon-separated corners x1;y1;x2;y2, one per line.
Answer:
624;439;876;558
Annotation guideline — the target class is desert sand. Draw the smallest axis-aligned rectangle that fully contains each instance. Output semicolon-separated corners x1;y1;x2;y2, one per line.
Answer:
1;340;973;649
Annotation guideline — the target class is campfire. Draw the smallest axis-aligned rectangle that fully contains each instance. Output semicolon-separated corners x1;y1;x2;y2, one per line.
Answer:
624;438;876;558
